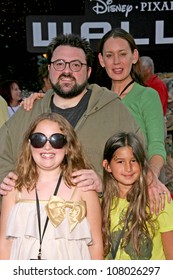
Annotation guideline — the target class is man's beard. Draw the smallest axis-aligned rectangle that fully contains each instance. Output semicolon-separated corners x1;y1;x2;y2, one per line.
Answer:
51;75;88;99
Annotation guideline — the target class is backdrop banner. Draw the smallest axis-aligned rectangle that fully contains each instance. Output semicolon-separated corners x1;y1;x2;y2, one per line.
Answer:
26;0;173;53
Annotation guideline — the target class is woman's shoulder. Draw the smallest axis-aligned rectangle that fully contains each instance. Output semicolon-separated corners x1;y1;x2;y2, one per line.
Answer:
139;82;160;96
134;82;158;95
133;82;161;103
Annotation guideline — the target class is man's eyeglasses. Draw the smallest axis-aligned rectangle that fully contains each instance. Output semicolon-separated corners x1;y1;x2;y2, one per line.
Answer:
51;59;87;72
29;133;67;149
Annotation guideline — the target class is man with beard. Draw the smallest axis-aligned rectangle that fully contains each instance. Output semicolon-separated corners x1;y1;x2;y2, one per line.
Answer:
0;34;147;203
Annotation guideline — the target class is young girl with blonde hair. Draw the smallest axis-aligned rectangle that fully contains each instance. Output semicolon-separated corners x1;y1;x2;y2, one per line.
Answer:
0;112;103;260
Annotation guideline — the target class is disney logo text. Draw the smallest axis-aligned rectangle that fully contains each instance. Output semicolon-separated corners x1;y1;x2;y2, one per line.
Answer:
92;0;133;18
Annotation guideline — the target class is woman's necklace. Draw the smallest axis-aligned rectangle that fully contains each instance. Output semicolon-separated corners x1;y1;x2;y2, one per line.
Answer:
119;79;134;96
9;106;15;113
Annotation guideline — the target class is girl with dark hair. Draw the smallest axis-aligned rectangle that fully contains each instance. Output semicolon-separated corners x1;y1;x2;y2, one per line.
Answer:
102;132;173;260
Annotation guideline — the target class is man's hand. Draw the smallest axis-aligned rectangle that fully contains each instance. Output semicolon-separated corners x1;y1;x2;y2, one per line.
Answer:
0;170;102;195
71;169;102;193
0;172;18;196
20;92;44;111
147;173;171;215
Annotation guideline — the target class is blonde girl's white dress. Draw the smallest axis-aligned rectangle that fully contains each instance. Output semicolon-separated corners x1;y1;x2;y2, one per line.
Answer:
6;190;92;260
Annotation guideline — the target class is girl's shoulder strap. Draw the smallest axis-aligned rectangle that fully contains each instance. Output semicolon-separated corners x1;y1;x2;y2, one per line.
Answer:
70;186;77;200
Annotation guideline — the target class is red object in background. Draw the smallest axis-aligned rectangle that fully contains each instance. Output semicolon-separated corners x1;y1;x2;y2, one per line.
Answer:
171;194;173;200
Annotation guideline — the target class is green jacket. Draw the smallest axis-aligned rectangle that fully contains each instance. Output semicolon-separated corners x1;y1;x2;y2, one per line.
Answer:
122;82;166;161
0;84;144;181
